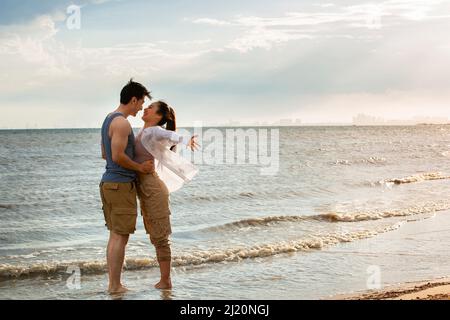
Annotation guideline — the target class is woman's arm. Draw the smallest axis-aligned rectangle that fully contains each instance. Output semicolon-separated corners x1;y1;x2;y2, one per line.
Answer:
146;126;189;145
144;126;200;151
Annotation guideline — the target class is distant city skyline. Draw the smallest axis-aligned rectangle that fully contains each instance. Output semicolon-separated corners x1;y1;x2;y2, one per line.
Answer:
4;113;450;129
1;0;450;129
352;114;450;126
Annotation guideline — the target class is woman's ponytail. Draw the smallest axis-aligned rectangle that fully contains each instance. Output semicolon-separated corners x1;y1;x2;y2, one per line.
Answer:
156;101;177;151
165;107;176;132
166;107;177;151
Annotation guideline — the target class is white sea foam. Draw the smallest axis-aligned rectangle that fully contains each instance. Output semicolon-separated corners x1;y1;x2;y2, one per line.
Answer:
0;222;404;280
205;200;450;231
384;172;450;185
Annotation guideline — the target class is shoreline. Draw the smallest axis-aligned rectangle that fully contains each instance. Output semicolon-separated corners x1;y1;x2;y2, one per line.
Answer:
330;277;450;300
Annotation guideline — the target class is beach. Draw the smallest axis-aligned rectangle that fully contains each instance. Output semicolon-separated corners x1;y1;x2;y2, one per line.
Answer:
1;126;450;300
327;206;450;300
337;278;450;300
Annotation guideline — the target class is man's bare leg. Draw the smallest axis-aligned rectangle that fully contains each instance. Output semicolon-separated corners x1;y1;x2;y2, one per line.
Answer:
107;231;129;294
155;260;172;289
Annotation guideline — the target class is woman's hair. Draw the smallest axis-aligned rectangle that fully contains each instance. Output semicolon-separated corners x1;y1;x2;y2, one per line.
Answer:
156;101;177;151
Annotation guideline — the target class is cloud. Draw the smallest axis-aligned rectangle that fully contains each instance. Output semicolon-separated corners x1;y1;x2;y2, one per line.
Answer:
0;13;216;99
0;16;58;63
0;15;74;87
190;18;232;26
227;28;314;52
90;0;113;4
188;0;450;52
1;0;450;128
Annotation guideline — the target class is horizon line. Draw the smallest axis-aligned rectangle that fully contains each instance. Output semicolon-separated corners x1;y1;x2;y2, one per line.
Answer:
2;123;450;131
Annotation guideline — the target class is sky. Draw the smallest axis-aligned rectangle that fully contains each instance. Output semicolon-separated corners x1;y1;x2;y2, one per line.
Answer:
1;0;450;128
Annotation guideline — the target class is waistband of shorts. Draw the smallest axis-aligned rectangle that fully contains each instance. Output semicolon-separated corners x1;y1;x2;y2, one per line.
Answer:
138;172;159;178
100;181;136;186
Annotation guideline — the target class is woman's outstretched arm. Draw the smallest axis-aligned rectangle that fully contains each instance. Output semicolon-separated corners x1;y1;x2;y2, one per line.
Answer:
143;126;200;151
150;126;187;143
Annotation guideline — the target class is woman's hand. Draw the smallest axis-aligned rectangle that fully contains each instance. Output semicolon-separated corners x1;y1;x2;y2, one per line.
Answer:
187;135;200;152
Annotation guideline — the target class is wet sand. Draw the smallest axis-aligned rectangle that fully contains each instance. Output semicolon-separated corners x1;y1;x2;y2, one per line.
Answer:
332;277;450;300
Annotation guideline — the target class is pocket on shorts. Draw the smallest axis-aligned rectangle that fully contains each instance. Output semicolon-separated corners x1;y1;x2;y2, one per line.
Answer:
111;208;137;234
104;183;137;208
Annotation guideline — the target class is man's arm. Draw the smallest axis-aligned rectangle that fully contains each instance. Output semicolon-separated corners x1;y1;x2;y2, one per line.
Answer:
110;117;153;173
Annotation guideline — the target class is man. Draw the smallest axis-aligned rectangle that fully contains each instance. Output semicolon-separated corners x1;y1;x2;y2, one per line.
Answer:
99;79;154;294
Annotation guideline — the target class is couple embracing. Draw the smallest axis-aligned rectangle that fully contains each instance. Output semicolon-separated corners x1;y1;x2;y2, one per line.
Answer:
99;79;199;294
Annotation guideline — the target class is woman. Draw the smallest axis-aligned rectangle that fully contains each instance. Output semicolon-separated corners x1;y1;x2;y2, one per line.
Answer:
134;101;199;289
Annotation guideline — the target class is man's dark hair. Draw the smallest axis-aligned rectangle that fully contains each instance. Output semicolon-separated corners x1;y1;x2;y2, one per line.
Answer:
120;79;151;104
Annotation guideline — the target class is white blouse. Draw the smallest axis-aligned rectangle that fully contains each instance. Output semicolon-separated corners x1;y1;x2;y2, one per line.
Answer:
137;126;198;193
141;126;190;146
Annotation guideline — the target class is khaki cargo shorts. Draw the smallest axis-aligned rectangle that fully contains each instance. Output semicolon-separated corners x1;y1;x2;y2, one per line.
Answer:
99;181;138;235
137;172;172;238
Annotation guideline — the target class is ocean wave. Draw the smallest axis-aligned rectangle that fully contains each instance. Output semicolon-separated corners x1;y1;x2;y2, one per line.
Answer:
178;189;307;203
0;223;404;280
440;151;450;158
205;200;450;231
362;172;450;188
333;157;387;166
383;172;450;185
207;216;310;230
315;201;449;222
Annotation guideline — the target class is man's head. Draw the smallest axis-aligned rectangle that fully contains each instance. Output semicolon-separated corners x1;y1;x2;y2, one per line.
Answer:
120;79;151;117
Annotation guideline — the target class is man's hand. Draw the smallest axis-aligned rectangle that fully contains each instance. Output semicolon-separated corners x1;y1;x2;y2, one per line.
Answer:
139;160;154;174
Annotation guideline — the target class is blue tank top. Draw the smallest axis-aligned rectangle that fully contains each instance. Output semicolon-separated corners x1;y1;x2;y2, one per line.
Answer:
101;112;136;183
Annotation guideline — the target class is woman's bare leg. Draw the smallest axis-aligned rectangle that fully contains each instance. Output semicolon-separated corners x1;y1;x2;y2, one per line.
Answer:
155;260;172;289
150;235;172;289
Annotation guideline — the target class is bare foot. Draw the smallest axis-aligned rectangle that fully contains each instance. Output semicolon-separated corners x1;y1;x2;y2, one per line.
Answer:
155;279;172;290
108;285;129;295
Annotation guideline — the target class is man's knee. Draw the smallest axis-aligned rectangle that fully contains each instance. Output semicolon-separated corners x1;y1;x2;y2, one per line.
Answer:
110;231;130;245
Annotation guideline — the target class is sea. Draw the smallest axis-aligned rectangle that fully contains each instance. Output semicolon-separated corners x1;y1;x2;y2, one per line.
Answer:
1;125;450;300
